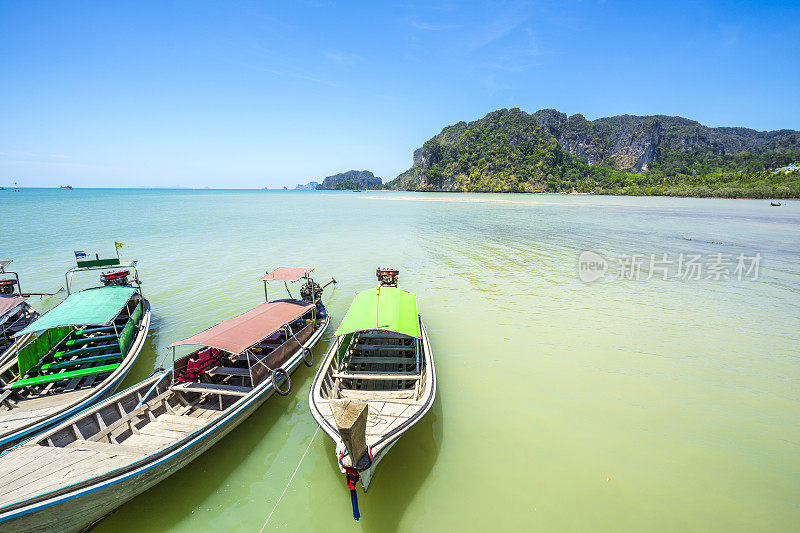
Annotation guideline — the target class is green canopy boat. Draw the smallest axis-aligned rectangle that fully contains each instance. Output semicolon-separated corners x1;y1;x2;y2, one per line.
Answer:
309;269;436;519
0;261;150;450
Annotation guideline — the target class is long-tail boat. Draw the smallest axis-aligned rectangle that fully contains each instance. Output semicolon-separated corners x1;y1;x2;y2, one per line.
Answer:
0;255;150;450
0;261;40;363
0;268;330;532
309;268;435;520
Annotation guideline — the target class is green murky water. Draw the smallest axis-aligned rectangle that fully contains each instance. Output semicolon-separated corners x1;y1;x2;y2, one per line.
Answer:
3;189;799;531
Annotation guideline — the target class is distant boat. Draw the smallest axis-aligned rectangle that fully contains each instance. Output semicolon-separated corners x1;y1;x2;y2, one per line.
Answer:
60;185;73;190
771;201;782;206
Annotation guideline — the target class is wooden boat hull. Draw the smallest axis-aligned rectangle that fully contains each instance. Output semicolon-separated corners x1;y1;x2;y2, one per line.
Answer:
0;301;151;450
0;311;328;532
309;319;435;492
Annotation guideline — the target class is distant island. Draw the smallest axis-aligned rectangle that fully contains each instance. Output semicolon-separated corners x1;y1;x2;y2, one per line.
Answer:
297;170;382;190
385;108;800;198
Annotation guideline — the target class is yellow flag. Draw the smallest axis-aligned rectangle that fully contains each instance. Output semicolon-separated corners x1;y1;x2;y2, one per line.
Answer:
115;242;124;250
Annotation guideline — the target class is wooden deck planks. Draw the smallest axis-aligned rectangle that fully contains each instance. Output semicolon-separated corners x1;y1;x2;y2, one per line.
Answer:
65;440;152;458
0;445;53;479
122;433;175;450
156;414;207;428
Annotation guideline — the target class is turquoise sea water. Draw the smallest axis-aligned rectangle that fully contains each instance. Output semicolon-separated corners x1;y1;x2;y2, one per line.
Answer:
2;189;799;531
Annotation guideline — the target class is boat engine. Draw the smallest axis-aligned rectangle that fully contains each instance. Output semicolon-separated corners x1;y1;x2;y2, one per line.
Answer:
100;270;131;287
300;279;323;303
376;267;398;287
0;278;18;295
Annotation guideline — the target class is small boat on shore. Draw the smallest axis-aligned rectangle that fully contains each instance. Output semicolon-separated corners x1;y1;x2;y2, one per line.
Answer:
0;256;150;450
0;268;330;532
0;261;40;364
309;268;435;520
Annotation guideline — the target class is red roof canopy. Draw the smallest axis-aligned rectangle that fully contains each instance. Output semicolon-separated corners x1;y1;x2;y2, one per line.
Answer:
261;267;314;282
169;300;313;354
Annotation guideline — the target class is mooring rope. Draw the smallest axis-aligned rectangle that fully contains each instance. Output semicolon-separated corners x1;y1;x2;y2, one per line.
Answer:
259;426;320;532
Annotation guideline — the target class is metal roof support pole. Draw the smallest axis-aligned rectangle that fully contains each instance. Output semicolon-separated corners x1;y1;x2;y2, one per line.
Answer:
65;269;74;295
246;349;254;384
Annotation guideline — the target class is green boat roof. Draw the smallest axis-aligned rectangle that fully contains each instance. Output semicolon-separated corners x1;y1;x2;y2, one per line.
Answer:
334;286;421;338
15;286;136;336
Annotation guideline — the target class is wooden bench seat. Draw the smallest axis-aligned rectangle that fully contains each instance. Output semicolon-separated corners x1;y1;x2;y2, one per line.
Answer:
346;356;417;364
332;372;420;381
40;352;122;371
64;334;117;347
54;343;119;359
76;325;117;335
355;344;414;351
9;363;120;389
207;366;251;377
339;389;415;399
170;382;252;396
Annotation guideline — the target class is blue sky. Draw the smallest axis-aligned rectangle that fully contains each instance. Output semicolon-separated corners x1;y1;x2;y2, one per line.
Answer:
1;1;798;188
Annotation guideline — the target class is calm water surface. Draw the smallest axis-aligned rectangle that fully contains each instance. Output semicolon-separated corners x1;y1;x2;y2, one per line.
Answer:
2;189;799;531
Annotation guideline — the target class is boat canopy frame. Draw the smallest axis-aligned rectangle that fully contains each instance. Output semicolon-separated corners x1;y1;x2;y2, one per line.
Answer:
261;267;315;302
65;260;142;296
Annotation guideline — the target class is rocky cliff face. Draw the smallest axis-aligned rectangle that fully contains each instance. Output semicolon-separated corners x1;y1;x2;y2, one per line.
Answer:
389;108;800;191
318;170;382;190
295;181;319;190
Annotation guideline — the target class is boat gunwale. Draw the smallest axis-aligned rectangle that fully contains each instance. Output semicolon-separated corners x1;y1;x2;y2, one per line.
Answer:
0;309;329;519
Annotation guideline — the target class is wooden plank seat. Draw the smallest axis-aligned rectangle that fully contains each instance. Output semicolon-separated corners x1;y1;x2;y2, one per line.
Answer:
345;357;418;364
332;372;421;381
40;352;122;371
64;334;118;347
207;366;251;377
54;343;119;359
353;343;414;352
76;325;117;335
9;363;120;389
339;389;416;400
231;353;272;362
170;382;252;396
